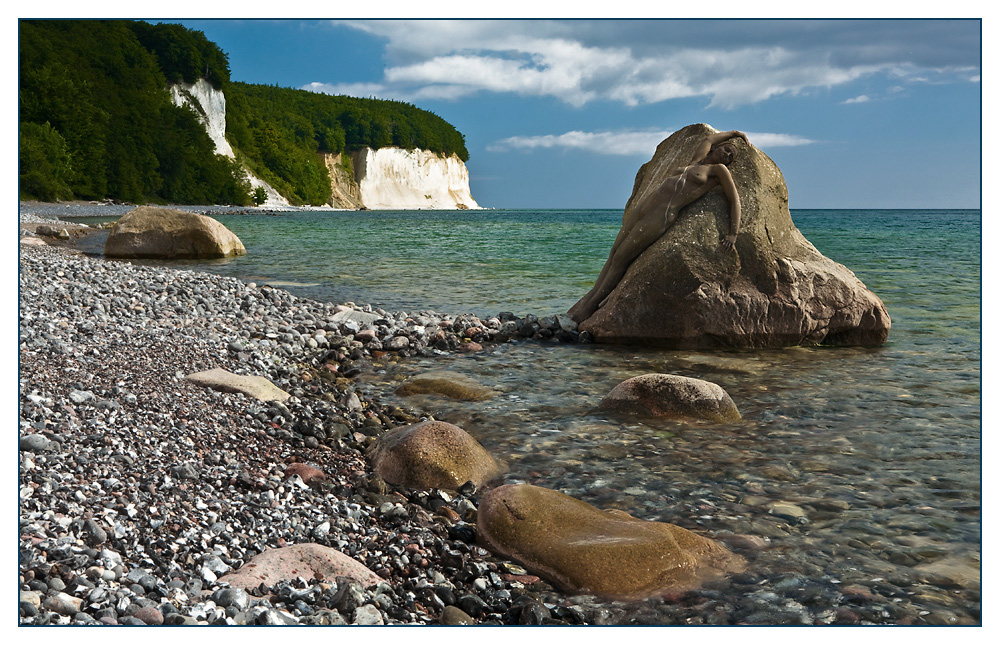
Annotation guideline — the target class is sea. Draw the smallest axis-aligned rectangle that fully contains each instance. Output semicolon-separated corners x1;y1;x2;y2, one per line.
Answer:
56;206;981;623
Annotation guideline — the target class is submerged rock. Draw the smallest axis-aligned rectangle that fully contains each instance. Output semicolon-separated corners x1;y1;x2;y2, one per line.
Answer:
395;370;496;401
104;206;246;259
572;123;890;348
368;420;505;490
598;373;741;422
217;544;383;592
477;484;745;599
185;367;290;402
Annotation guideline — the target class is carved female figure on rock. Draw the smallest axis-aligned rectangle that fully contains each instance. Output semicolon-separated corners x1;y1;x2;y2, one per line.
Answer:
568;130;749;324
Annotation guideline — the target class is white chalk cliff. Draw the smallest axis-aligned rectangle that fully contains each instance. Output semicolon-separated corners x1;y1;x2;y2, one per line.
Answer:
170;79;480;210
169;79;289;207
350;147;480;210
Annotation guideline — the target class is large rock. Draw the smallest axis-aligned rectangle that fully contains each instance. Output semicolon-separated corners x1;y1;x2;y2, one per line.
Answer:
599;373;741;422
368;420;505;490
217;544;383;592
477;484;745;599
104;206;246;259
185;367;289;402
572;123;890;348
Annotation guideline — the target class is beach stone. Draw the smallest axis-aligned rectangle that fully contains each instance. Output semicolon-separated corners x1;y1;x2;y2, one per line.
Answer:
330;308;381;328
395;370;496;401
104;206;246;259
20;236;47;246
132;606;164;625
914;555;980;590
217;543;383;592
598;373;741;422
368;420;506;490
35;224;70;239
440;605;475;625
185;367;289;402
477;483;745;599
19;434;56;452
352;604;384;625
572;123;890;348
284;462;327;485
385;336;410;351
45;592;84;615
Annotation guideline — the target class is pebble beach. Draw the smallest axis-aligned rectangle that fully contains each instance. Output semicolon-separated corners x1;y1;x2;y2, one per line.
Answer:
17;210;604;626
16;207;981;627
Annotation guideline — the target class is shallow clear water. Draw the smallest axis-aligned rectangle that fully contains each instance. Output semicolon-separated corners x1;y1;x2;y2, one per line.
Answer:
63;207;981;621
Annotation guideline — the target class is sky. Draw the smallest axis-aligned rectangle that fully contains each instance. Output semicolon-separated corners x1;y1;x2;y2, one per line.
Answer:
165;16;982;210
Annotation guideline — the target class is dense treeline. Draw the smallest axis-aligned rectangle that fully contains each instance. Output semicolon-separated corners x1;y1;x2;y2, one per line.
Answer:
19;20;251;204
19;19;472;206
225;83;470;205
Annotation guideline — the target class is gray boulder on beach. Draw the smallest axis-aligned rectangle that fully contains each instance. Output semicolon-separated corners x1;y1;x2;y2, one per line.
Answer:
104;205;246;259
573;123;891;348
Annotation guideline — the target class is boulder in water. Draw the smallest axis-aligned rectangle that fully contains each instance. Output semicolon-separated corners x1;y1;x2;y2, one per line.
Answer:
477;484;745;599
571;123;890;348
104;206;246;259
368;420;505;490
599;373;741;422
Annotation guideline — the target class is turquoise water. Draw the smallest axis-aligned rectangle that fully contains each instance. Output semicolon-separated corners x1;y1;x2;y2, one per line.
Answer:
69;208;981;621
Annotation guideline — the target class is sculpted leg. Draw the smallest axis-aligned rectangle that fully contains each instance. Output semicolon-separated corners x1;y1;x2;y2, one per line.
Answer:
569;214;666;322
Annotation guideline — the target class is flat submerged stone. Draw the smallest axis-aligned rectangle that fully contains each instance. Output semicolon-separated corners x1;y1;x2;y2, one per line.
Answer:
395;370;496;401
477;484;745;599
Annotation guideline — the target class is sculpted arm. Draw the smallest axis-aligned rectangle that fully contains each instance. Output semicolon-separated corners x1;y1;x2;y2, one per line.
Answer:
711;164;741;249
690;130;749;164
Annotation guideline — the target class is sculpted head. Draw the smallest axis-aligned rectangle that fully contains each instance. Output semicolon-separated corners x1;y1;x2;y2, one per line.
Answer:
707;142;738;165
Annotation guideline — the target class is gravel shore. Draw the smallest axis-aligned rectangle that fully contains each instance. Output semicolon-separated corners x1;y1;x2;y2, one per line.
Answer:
17;210;980;627
17;231;605;626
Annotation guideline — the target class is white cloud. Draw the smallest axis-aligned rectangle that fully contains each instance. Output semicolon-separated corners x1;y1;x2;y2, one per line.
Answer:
843;94;871;104
303;81;388;99
308;19;979;109
488;129;818;156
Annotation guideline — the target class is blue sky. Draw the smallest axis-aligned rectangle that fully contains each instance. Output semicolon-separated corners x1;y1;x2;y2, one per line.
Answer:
171;17;981;210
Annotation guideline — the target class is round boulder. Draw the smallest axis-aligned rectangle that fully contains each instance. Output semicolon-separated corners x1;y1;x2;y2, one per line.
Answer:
104;205;246;259
598;373;741;422
368;420;505;490
477;484;745;599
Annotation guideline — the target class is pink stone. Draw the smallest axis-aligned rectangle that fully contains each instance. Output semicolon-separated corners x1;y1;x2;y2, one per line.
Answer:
218;544;383;592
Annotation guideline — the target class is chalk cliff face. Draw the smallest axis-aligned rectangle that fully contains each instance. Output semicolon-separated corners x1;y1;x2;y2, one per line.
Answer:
351;147;480;210
169;79;290;207
170;80;480;210
170;79;234;158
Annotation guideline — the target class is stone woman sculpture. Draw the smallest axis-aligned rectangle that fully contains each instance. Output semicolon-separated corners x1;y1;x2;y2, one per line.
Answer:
568;130;749;323
567;123;890;348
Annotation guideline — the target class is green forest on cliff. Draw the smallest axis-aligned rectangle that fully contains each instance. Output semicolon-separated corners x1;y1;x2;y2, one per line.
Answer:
19;19;470;205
